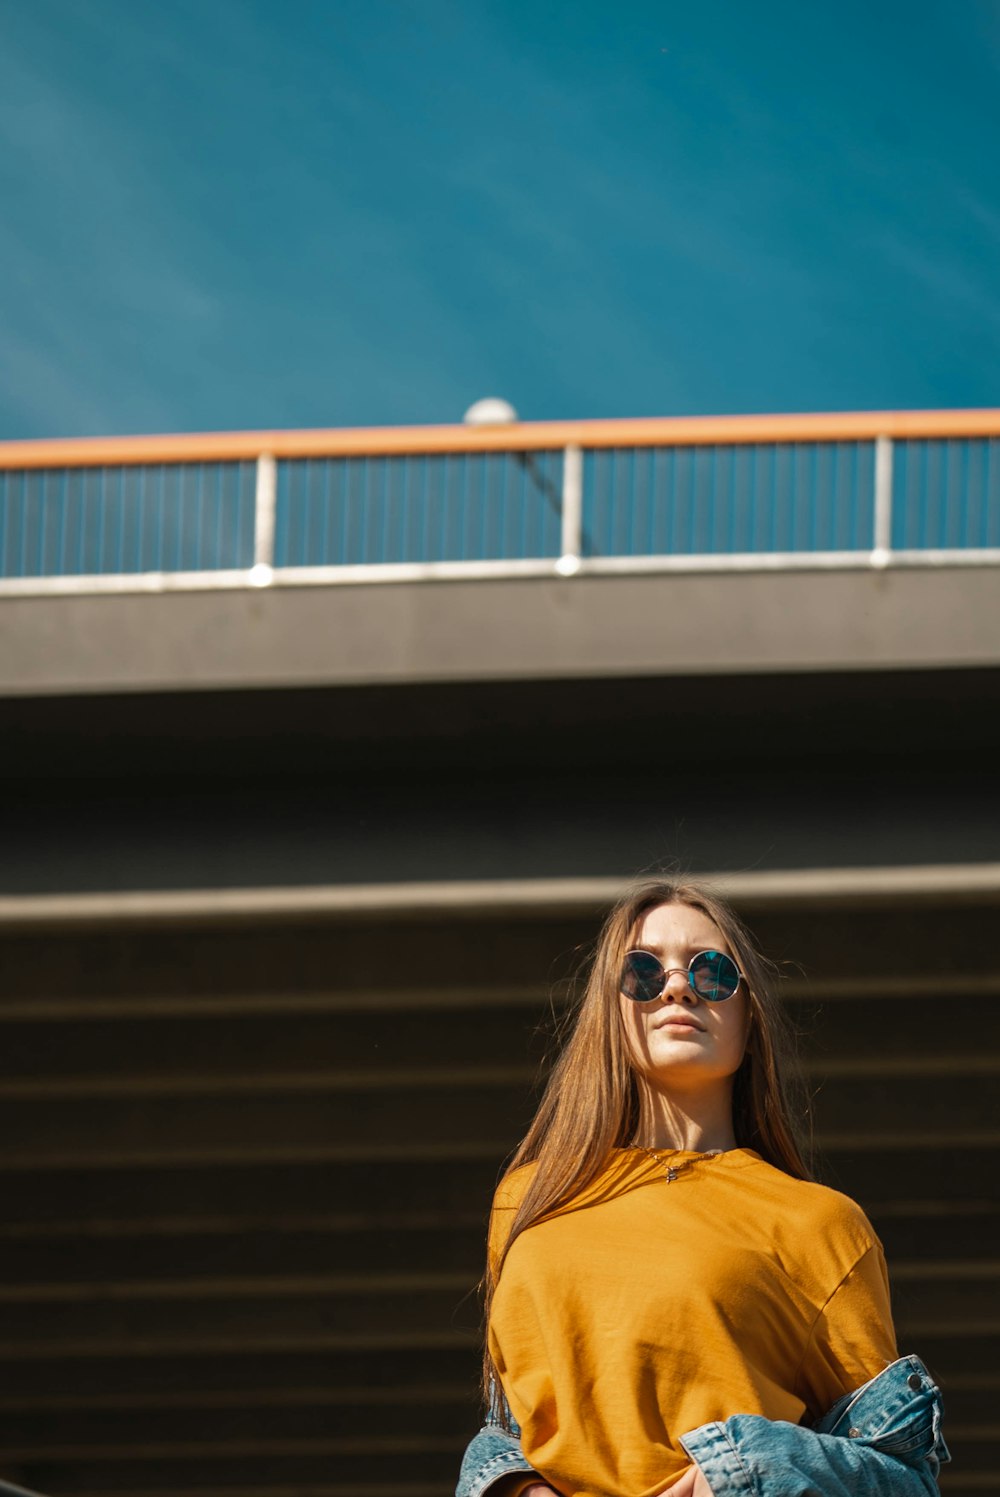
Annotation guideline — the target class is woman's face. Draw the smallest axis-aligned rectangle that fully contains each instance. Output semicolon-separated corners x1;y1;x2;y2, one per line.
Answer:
618;900;750;1096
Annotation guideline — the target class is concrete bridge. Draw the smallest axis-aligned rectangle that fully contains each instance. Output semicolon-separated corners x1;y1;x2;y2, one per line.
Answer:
0;410;997;1494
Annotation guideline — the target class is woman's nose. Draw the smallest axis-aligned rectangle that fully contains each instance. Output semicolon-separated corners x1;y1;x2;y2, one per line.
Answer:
662;968;696;1003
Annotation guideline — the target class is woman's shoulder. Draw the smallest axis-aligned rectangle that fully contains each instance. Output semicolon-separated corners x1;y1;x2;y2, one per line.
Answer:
487;1162;538;1266
749;1155;881;1255
492;1160;538;1213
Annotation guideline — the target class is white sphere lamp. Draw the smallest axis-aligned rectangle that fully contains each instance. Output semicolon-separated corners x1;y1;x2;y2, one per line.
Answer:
463;397;519;426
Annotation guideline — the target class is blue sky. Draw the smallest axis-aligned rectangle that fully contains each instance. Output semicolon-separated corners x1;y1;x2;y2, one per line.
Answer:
1;0;998;439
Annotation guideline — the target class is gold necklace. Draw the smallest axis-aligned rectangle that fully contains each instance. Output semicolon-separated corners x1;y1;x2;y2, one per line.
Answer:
629;1144;725;1183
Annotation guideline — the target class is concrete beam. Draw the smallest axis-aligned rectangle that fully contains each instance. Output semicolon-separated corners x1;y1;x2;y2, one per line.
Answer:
1;565;998;697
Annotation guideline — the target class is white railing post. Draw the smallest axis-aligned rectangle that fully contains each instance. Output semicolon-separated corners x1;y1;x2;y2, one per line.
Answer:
556;443;583;576
871;435;893;568
250;452;277;585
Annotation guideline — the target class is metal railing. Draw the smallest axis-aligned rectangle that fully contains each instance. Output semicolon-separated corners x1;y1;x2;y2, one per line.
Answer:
0;410;998;593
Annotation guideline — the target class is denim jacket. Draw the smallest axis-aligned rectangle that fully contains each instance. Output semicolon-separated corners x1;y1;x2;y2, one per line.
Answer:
456;1354;949;1497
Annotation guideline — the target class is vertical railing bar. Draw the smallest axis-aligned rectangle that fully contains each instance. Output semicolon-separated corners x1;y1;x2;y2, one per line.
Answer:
937;441;948;549
136;466;147;572
341;458;352;565
174;465;185;571
230;463;240;570
78;470;88;574
383;456;394;564
419;457;430;563
95;466;107;574
685;447;695;553
232;463;243;569
903;442;915;551
73;468;83;575
627;446;637;557
708;446;717;553
666;446;677;556
747;444;757;553
35;471;45;576
957;440;969;549
153;465;163;572
488;449;497;562
485;452;497;562
115;466;126;573
790;440;802;553
602;450;612;555
360;456;370;564
62;469;71;575
315;456;325;564
56;469;68;576
470;449;479;562
287;458;299;565
604;450;614;556
440;456;449;561
399;456;410;563
18;472;27;577
826;443;837;550
728;444;739;552
320;455;332;565
476;451;486;561
872;434;893;563
631;449;640;562
379;455;390;564
293;459;304;567
211;464;223;570
252;452;277;580
517;450;528;558
618;448;626;554
457;451;466;560
500;453;510;560
599;449;610;556
53;467;65;571
500;452;510;560
559;444;583;570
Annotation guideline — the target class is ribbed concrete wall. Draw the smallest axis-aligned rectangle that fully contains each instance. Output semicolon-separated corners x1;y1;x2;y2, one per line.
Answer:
0;902;993;1495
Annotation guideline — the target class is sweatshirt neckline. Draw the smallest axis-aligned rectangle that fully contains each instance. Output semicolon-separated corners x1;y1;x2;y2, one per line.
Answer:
614;1145;763;1172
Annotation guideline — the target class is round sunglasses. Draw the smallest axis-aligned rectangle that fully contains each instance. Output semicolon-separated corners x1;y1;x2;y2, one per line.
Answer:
621;948;744;1004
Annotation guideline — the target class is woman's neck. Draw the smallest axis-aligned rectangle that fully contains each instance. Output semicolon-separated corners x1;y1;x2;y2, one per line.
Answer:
633;1083;738;1154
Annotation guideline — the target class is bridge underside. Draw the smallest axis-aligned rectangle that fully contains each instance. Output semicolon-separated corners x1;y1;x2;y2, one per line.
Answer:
0;575;997;1494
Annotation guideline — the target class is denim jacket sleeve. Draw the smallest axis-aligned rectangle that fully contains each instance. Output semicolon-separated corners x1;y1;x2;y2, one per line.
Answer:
680;1354;948;1497
455;1384;536;1497
456;1356;949;1497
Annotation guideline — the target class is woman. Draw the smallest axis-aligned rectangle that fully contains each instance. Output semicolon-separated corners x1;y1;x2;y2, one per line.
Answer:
457;880;947;1497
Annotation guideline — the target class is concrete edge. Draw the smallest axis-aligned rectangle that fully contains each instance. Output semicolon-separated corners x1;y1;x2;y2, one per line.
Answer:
2;864;1000;931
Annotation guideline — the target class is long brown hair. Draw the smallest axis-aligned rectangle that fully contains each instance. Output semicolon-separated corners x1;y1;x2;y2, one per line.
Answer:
481;879;812;1413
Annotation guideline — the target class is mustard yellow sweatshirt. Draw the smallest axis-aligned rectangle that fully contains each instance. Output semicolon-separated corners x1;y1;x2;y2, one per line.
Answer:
488;1147;897;1497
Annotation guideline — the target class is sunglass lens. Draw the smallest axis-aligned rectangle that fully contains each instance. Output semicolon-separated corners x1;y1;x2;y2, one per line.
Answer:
689;950;740;1001
621;951;665;1003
